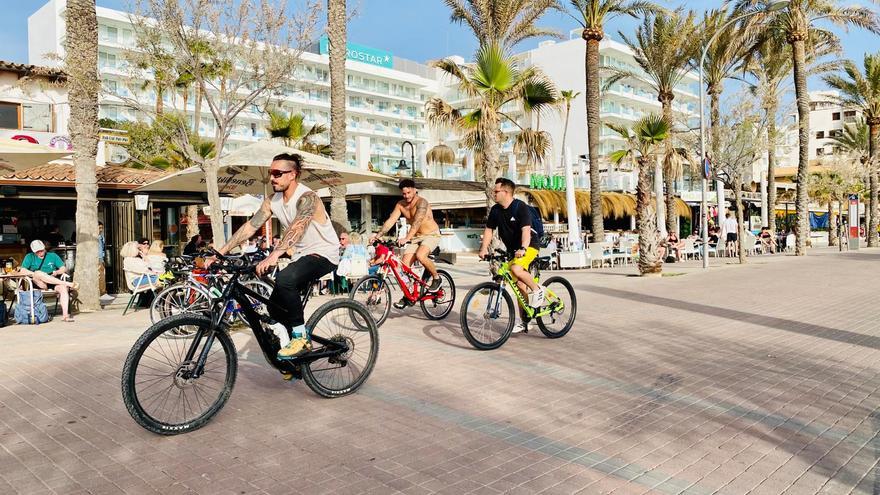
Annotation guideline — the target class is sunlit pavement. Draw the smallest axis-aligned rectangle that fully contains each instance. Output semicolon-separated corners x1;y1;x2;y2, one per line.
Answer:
0;247;878;494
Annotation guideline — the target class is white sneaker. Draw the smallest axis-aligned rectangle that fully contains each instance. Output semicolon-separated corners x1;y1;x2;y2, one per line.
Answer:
528;287;546;308
267;322;291;348
512;322;527;334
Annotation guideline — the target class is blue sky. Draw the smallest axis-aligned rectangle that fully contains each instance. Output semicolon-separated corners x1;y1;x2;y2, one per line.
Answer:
6;0;878;86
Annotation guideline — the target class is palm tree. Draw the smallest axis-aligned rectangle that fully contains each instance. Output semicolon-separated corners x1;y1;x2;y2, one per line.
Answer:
823;54;880;247
608;9;699;235
426;43;558;208
607;114;668;275
737;0;880;255
569;0;659;243
266;109;329;154
557;89;580;170
68;0;100;311
828;118;872;231
328;0;349;230
445;0;562;47
808;170;842;245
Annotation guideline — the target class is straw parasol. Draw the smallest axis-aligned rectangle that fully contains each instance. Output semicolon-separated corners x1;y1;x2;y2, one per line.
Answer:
521;189;690;220
426;144;456;165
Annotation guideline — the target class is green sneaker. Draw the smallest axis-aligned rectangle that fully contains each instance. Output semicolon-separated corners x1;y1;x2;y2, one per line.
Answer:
277;337;311;359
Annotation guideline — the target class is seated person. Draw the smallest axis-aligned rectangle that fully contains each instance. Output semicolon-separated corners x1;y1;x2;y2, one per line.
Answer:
121;240;162;290
665;231;684;260
368;241;391;276
146;240;168;272
708;229;720;247
758;227;775;253
18;240;78;322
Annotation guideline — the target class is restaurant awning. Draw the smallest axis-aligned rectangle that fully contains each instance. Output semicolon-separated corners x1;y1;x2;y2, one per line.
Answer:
134;141;390;195
0;138;72;172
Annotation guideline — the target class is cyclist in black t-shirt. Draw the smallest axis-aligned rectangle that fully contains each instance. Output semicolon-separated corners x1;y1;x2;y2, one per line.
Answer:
478;178;546;318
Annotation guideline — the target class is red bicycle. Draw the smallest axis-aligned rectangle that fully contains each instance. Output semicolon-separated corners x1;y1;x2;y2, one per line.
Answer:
349;240;456;327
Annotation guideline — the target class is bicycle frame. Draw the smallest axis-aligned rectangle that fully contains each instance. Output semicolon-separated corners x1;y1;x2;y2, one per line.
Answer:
377;250;443;304
489;258;559;321
183;269;348;379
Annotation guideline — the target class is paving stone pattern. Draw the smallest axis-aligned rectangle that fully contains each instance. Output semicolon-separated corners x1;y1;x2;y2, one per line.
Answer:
0;249;877;494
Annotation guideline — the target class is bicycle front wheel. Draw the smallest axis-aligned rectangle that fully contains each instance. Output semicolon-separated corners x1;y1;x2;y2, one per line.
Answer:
537;276;577;339
302;299;379;398
349;275;392;327
420;269;455;320
460;282;514;350
121;315;237;435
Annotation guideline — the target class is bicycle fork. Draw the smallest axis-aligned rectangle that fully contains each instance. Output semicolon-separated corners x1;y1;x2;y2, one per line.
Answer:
487;281;506;319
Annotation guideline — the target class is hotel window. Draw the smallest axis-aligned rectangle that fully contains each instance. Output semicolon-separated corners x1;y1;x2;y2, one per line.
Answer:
98;51;117;69
815;131;824;139
832;112;840;120
0;102;18;129
99;26;118;43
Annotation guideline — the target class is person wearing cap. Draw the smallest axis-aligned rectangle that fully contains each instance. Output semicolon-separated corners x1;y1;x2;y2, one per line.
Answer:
18;240;79;322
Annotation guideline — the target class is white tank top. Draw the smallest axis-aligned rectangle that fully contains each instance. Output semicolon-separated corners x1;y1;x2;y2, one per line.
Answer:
270;183;340;264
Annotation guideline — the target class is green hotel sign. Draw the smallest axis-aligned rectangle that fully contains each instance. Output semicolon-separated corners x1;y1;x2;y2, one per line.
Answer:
319;37;393;69
530;174;566;191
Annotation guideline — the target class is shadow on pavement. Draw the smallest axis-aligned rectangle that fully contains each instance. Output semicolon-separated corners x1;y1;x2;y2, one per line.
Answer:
580;285;880;351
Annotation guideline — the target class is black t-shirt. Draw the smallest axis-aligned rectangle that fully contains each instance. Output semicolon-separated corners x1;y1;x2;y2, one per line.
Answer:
487;200;539;253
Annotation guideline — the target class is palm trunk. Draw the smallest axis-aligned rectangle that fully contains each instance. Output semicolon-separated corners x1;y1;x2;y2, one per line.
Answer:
868;121;879;246
328;0;349;230
156;86;163;115
828;202;837;246
766;101;778;235
186;205;200;241
193;84;202;135
637;157;662;275
482;122;502;210
660;96;676;235
68;0;100;311
791;35;810;255
585;36;604;240
734;174;746;264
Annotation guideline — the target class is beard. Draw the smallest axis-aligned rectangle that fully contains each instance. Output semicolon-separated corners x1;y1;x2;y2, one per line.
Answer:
272;183;287;192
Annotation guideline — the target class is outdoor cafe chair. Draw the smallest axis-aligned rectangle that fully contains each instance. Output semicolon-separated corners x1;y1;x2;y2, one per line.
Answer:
681;238;699;260
123;270;163;316
588;243;612;268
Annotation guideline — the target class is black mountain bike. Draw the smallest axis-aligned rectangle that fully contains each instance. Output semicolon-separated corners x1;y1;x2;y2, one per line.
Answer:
121;250;379;435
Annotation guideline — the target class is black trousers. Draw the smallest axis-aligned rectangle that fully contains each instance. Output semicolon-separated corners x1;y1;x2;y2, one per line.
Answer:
269;254;336;328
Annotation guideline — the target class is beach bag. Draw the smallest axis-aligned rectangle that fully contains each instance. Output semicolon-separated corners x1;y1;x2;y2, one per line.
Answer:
14;289;49;324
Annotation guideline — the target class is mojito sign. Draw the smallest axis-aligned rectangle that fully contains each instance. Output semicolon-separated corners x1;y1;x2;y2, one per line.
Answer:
530;174;566;191
319;37;393;69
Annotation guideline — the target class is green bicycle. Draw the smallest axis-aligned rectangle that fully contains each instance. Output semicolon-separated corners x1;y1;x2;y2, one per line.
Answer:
459;249;577;350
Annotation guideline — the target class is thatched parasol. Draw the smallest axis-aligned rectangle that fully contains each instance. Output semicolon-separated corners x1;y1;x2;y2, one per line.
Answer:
521;189;690;220
426;144;456;165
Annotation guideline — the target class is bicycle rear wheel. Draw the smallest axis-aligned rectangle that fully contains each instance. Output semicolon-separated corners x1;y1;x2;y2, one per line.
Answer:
301;299;379;398
420;269;455;320
459;282;514;350
349;275;391;327
121;315;237;435
536;276;577;339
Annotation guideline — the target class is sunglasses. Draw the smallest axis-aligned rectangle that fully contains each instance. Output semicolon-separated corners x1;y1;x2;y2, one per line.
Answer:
269;169;294;179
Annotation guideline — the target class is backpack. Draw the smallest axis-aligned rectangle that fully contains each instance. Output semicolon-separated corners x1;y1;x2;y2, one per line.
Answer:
516;200;550;248
14;289;50;325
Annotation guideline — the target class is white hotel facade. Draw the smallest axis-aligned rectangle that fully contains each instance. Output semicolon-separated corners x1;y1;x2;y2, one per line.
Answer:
28;0;700;184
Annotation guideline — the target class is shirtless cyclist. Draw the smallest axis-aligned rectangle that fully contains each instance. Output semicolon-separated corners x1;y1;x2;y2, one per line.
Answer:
370;178;441;309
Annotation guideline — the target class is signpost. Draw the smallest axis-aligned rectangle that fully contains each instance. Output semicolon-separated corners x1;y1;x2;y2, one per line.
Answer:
848;193;860;250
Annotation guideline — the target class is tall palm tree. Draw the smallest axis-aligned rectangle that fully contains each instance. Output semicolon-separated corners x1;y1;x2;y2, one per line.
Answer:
608;9;699;235
607;114;668;275
557;89;580;170
569;0;659;242
445;0;562;48
737;0;880;255
426;43;558;208
328;0;349;230
823;54;880;247
746;29;837;237
68;0;100;311
266;109;329;154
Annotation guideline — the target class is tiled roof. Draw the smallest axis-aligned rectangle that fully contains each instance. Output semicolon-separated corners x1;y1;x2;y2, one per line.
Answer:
0;163;163;186
0;60;66;81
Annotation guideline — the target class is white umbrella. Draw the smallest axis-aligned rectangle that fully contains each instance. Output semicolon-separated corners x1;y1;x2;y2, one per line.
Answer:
134;141;390;195
0;138;72;172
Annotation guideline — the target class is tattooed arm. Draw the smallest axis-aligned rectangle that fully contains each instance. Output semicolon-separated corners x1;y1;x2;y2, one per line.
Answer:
218;198;272;255
403;198;429;242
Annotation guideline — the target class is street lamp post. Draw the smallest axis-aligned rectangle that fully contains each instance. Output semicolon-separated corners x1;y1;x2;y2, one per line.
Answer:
396;140;416;178
697;1;789;268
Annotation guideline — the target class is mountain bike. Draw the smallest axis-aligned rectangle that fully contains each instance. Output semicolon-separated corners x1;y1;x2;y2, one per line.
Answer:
459;249;576;350
348;240;455;327
121;250;379;435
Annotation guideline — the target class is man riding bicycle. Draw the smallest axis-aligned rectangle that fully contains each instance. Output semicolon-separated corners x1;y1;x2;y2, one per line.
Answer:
211;153;340;359
478;178;546;333
370;178;442;309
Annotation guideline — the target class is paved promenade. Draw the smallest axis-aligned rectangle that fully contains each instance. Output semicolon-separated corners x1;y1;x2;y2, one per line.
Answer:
0;248;878;494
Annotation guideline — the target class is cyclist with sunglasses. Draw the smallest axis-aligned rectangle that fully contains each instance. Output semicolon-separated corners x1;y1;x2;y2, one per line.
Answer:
208;153;340;359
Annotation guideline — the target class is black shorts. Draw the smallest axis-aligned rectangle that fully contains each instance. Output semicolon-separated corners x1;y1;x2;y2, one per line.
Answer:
726;233;738;242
